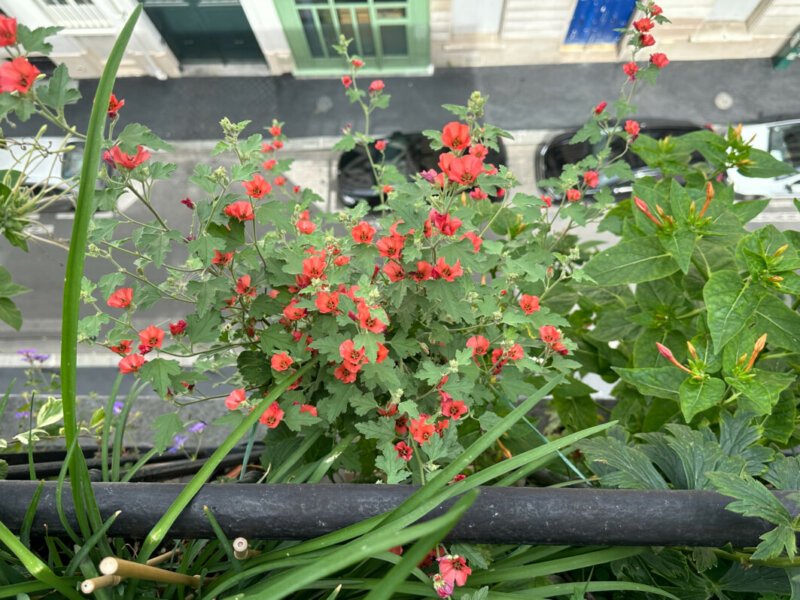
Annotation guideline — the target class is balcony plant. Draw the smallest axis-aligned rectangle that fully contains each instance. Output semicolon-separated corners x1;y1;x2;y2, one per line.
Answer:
0;2;798;598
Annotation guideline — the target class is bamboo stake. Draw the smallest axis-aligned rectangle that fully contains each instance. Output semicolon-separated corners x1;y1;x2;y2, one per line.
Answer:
99;557;201;589
233;537;261;560
80;547;182;593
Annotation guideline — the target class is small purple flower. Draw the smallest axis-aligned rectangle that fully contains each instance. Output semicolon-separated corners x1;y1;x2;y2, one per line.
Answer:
167;434;189;454
33;354;50;362
14;410;31;419
112;401;124;415
188;421;206;434
420;169;437;183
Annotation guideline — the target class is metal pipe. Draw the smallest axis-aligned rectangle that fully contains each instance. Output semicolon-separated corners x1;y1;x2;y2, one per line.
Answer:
0;481;796;548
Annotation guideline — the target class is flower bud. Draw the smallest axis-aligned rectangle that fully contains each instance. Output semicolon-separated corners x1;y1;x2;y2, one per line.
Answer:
686;341;698;360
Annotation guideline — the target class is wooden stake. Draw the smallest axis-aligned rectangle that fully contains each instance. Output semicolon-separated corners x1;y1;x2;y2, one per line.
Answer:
80;575;122;593
233;537;261;560
99;557;201;589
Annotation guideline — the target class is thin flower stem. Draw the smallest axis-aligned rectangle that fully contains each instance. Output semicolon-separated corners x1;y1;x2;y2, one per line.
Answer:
127;183;169;231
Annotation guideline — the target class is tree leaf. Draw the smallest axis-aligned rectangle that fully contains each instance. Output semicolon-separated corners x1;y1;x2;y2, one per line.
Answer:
0;297;23;330
117;122;174;152
658;229;697;274
703;270;765;352
579;437;669;489
35;63;81;110
583;237;679;285
138;358;182;398
737;148;796;178
151;413;183;453
754;293;800;353
679;376;725;422
185;310;222;344
613;366;687;401
726;369;795;416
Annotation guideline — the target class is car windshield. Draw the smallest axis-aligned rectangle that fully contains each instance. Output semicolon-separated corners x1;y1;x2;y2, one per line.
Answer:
768;124;800;168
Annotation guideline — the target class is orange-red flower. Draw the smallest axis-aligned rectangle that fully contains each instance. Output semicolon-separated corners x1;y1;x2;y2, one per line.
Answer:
395;441;413;461
438;555;472;587
302;255;326;279
441;396;468;420
447;155;483;186
584;171;599;188
110;340;133;355
119;353;145;374
242;174;271;199
633;17;654;32
566;188;581;202
460;231;482;253
109;145;150;169
519;294;540;314
376;234;405;260
368;79;385;93
466;335;489;356
410;261;433;282
212;249;234;265
107;287;133;308
383;261;405;282
138;325;165;349
225;389;246;410
434;257;463;282
441;122;471;152
315;291;339;313
623;62;639;80
283;299;307;321
107;93;124;119
376;342;389;363
271;352;293;371
259;402;284;428
409;415;435;445
0;16;16;47
351;221;376;244
357;305;387;333
650;52;669;68
169;320;187;335
299;404;317;416
224;200;255;222
0;57;39;94
236;275;256;297
334;363;357;383
430;210;462;236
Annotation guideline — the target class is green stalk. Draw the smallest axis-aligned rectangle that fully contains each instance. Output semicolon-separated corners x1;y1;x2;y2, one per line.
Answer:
238;422;258;482
60;4;142;538
64;510;121;576
101;373;124;482
0;519;83;600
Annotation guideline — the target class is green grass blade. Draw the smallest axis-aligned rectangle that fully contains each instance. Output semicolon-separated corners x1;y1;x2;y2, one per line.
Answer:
55;436;82;545
305;433;357;484
267;428;322;483
60;3;142;539
524;581;680;599
138;360;316;560
112;381;144;482
65;510;121;576
0;580;54;598
0;379;13;424
363;491;473;600
0;519;83;600
101;373;124;482
19;480;43;549
202;505;242;573
120;447;159;482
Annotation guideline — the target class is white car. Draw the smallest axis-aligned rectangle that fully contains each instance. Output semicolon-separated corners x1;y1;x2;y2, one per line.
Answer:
727;119;800;199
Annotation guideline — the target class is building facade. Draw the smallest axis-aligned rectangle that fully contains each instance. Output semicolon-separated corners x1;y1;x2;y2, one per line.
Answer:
0;0;799;79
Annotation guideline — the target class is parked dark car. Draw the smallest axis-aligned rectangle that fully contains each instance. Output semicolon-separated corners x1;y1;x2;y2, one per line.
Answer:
337;131;507;209
535;120;708;201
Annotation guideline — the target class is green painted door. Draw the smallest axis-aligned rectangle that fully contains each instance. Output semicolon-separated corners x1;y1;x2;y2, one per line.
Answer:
142;0;264;63
275;0;430;76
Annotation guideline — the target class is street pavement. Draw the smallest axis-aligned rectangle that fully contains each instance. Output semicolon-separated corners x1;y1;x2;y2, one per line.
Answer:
2;58;800;438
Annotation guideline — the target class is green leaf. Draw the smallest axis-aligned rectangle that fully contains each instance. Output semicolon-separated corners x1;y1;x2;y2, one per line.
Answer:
726;368;794;416
569;119;603;144
16;24;61;54
731;198;770;224
132;228;182;269
0;297;23;330
36;397;63;428
35;63;81;110
613;366;687;401
77;312;109;340
375;443;410;484
737;148;797;178
187;236;228;266
763;393;796;443
0;266;30;298
580;436;669;489
679;376;725;422
237;350;270;387
150;413;184;453
703;270;765;351
185;310;222;344
97;272;126;300
764;455;800;490
354;418;396;444
332;134;356;152
707;471;796;560
583;237;679;285
138;358;182;398
754;293;800;353
658;229;697;274
117;123;174;152
282;404;320;432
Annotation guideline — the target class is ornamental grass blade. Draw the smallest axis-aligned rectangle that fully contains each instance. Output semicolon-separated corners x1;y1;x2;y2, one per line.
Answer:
525;581;680;599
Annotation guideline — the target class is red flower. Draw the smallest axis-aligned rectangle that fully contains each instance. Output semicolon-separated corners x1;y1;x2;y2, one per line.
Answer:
107;287;133;308
382;184;393;194
640;33;656;47
299;404;317;416
410;261;433;282
263;159;277;170
539;325;561;344
566;188;581;202
283;299;307;321
225;200;255;222
341;75;352;87
315;291;339;313
395;415;409;435
352;58;364;68
466;335;489;356
650;52;669;68
169;320;187;335
441;397;468;420
460;231;482;253
270;125;282;137
434;257;463;282
275;176;286;186
376;342;389;363
212;249;234;265
633;17;654;32
334;363;357;383
110;340;133;355
139;325;165;349
273;140;284;150
378;403;398;417
368;80;384;93
334;255;350;266
469;188;488;201
447;155;483;185
593;101;607;114
430;210;463;236
271;352;293;371
236;275;256;297
584;170;599;188
0;17;16;47
441;121;471;152
623;62;639;80
376;234;405;260
340;339;366;368
119;353;145;374
180;197;195;209
107;93;125;119
395;441;413;461
375;140;386;151
650;4;663;16
225;389;246;410
541;195;553;208
297;218;316;234
261;142;274;153
469;143;488;160
242;174;271;199
109;145;150;169
625;120;640;137
409;415;435;445
0;57;39;94
507;343;524;360
357;305;387;333
438;555;471;587
302;255;326;279
383;261;406;282
351;221;376;244
259;402;284;428
519;294;540;314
